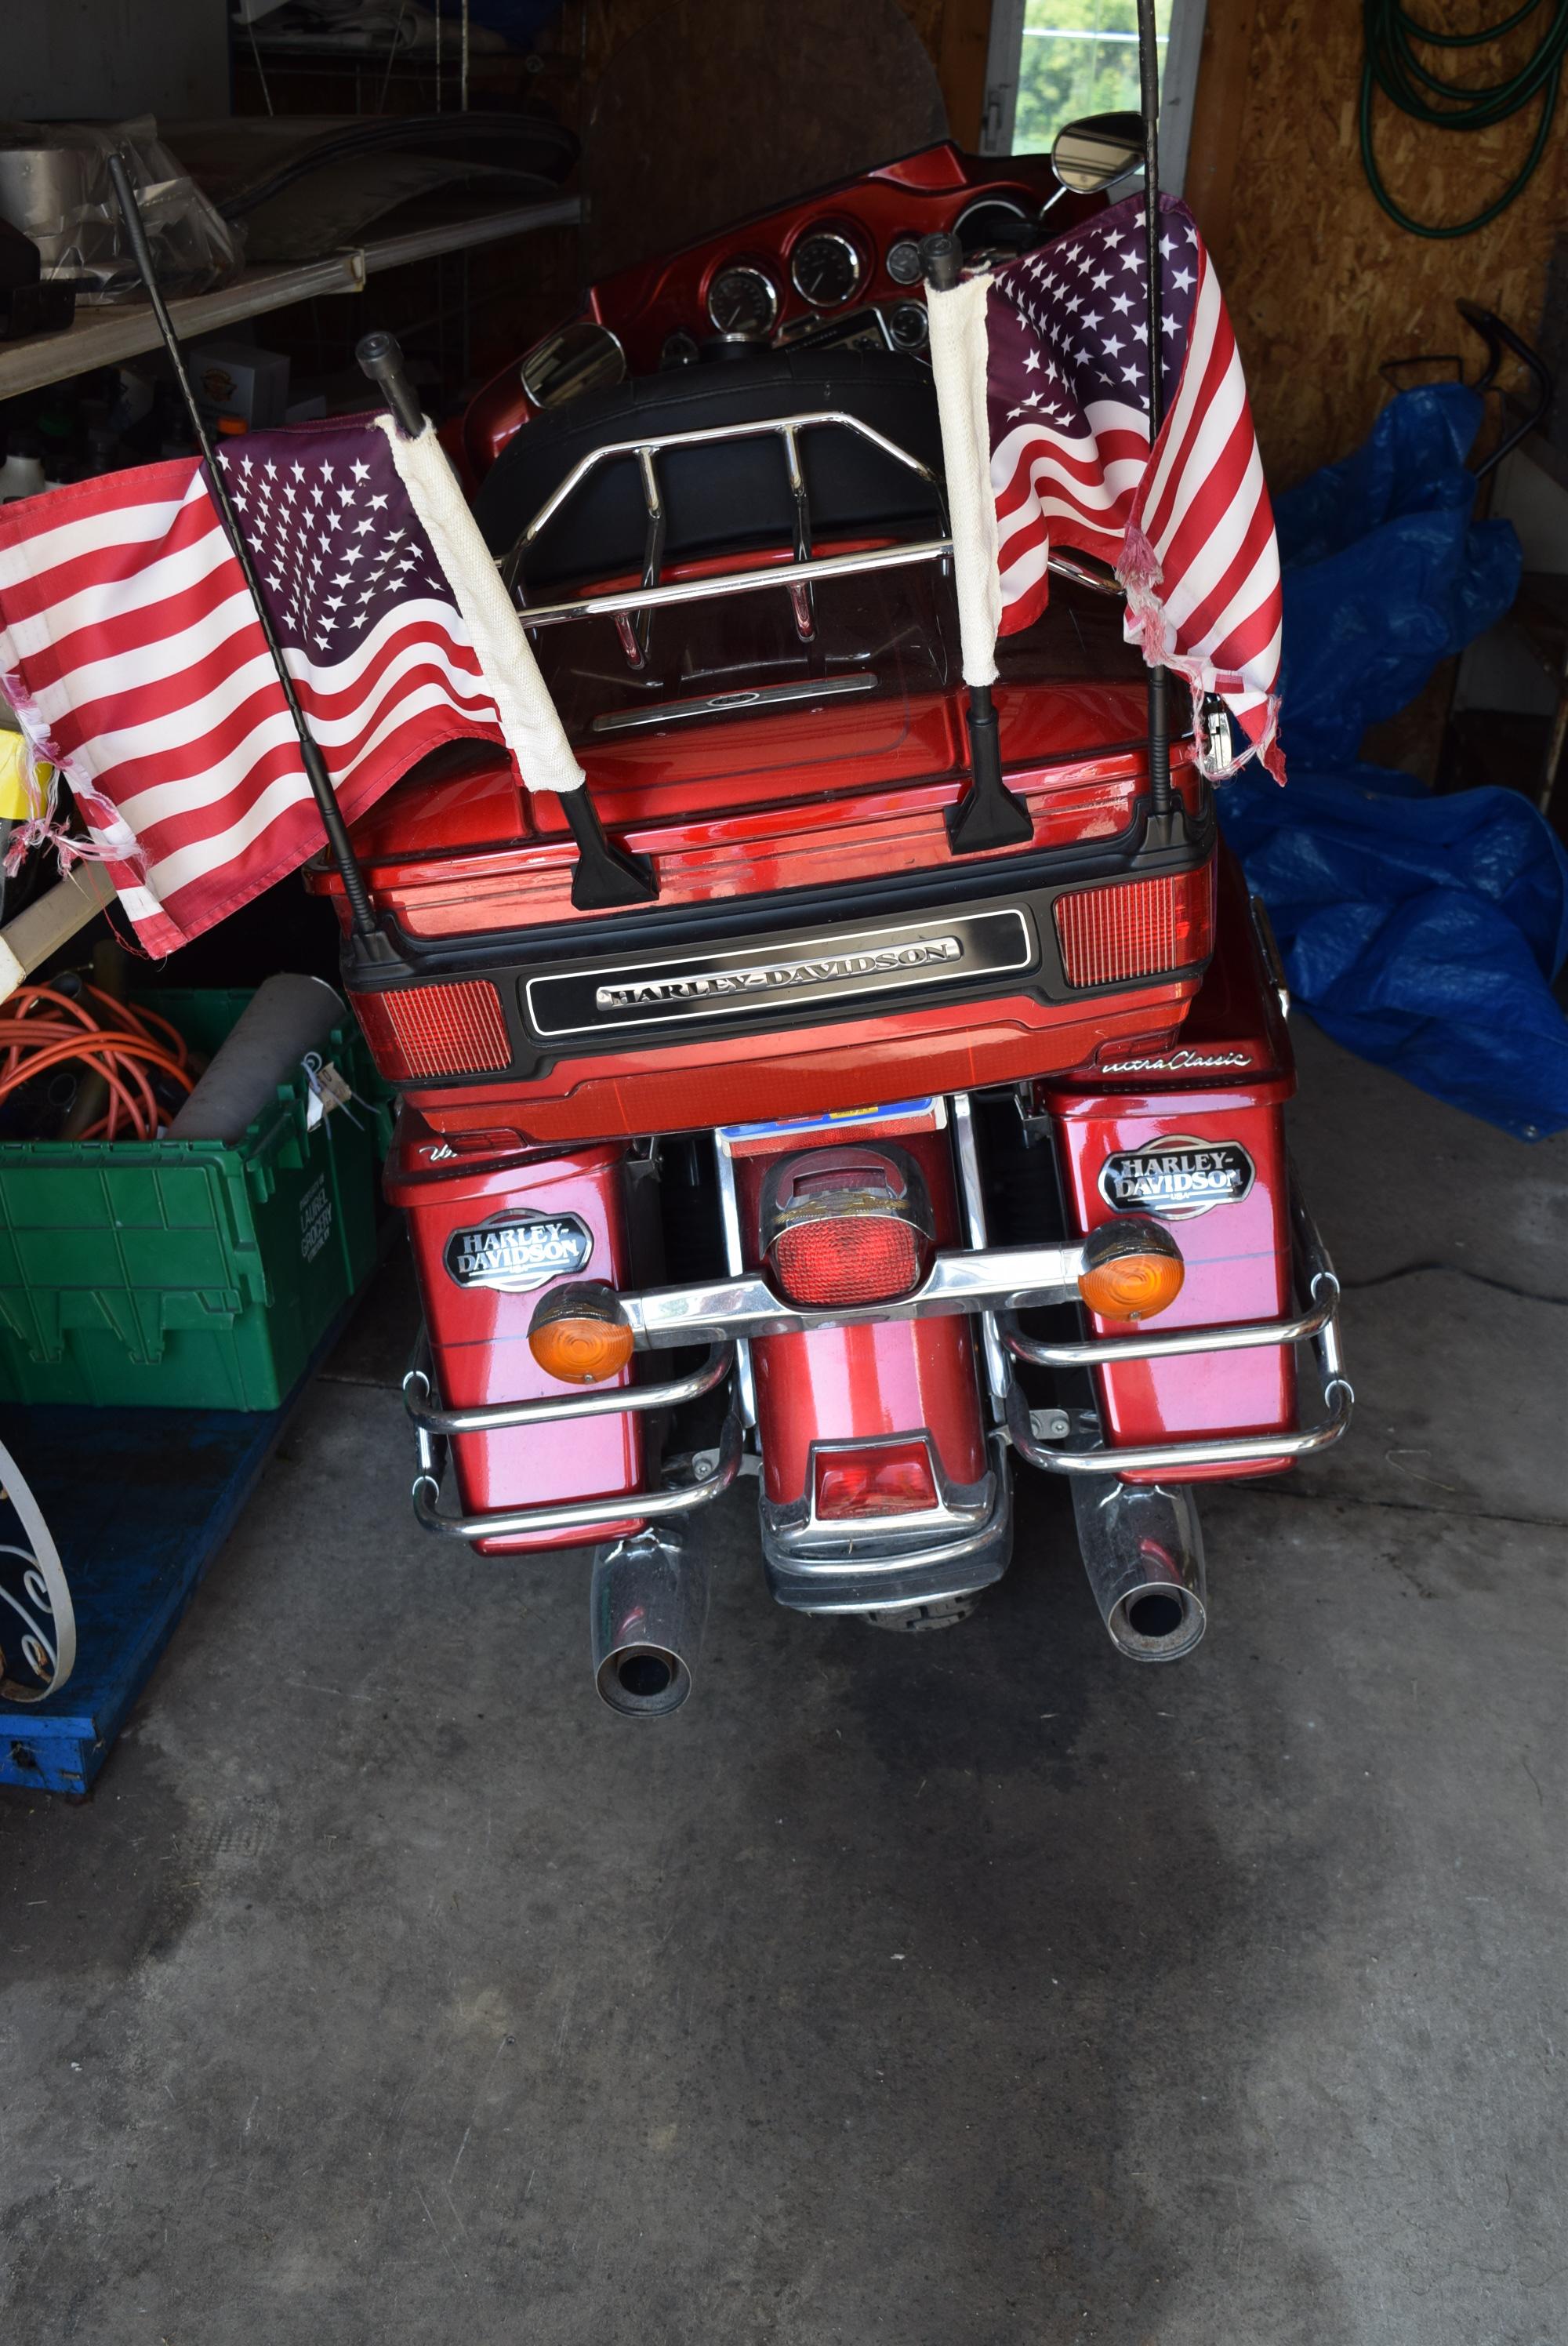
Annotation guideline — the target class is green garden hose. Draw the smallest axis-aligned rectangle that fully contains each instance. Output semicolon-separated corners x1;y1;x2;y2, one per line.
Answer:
1361;0;1568;237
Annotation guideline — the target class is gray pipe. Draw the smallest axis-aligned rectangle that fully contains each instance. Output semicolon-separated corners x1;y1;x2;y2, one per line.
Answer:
1069;1476;1207;1661
590;1528;710;1716
166;973;347;1142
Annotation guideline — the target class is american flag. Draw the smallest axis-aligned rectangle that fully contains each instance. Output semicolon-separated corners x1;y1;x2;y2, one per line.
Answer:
0;415;550;955
934;191;1284;781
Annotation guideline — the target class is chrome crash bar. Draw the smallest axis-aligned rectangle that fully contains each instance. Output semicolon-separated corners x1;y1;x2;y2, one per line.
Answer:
404;1334;734;1436
405;1334;741;1541
412;1407;746;1543
1000;1180;1352;1475
402;1176;1349;1547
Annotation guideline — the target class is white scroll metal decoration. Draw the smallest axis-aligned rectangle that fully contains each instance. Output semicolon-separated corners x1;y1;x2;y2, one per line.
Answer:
0;1434;75;1705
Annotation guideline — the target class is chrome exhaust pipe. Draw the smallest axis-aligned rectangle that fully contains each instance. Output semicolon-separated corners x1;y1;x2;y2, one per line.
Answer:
590;1528;710;1716
1069;1476;1207;1661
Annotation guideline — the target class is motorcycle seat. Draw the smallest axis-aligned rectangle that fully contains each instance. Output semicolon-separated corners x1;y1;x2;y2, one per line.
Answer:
471;349;946;592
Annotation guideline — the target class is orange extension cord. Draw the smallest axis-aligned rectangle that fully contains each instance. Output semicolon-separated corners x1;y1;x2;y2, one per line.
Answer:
0;984;197;1141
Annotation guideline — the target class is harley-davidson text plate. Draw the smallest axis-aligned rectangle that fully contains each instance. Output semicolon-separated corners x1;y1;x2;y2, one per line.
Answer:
1098;1137;1255;1219
524;909;1035;1037
444;1211;593;1292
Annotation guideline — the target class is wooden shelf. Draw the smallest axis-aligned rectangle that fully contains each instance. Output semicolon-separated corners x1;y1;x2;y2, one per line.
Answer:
0;191;580;401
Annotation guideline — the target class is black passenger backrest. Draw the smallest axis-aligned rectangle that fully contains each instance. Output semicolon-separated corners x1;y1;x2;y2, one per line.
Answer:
472;350;946;592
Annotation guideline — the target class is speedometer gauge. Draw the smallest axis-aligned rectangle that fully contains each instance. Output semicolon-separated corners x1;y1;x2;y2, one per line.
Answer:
790;231;862;309
706;264;779;336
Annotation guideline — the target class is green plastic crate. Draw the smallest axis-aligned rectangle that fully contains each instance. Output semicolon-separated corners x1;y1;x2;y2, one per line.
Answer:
0;989;393;1411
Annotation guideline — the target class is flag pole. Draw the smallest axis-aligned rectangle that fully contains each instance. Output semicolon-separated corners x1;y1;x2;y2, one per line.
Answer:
920;232;1033;857
354;332;659;913
1138;0;1175;832
106;155;382;944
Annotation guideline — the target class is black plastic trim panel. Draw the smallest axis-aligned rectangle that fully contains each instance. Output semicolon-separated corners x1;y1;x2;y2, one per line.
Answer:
341;805;1214;1093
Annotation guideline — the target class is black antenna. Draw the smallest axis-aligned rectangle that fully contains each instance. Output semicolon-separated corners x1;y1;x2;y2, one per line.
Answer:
106;152;383;942
353;332;658;913
921;231;1033;858
1138;0;1175;833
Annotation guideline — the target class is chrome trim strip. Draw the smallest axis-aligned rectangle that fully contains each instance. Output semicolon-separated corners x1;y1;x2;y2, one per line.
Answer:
412;1410;746;1542
769;1503;1008;1578
1249;893;1291;1018
589;672;877;735
760;1429;995;1557
403;1334;734;1437
1044;549;1122;597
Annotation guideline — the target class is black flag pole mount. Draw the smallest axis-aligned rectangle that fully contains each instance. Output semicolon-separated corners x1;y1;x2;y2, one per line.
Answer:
354;331;659;914
1137;0;1175;836
106;152;384;946
921;231;1034;858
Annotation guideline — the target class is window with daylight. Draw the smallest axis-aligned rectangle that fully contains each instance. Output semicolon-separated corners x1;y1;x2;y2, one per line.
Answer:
980;0;1207;197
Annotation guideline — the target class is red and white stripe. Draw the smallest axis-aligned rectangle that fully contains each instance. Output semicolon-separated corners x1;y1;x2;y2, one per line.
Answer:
0;459;499;955
927;205;1284;781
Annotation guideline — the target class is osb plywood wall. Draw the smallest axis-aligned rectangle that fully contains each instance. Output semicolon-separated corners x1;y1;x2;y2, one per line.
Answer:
579;0;990;139
1189;0;1568;486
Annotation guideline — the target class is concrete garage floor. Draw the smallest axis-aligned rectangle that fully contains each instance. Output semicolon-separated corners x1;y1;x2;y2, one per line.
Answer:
2;1022;1564;2346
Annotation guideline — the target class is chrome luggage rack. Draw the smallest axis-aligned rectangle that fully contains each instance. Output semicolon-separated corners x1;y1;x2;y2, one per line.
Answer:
401;1140;1351;1547
499;408;1119;671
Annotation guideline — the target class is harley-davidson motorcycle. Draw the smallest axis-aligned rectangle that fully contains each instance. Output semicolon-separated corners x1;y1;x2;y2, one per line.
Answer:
311;16;1352;1712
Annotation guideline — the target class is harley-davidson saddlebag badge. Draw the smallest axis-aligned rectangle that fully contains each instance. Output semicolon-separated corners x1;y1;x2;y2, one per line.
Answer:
1098;1136;1254;1219
444;1211;593;1292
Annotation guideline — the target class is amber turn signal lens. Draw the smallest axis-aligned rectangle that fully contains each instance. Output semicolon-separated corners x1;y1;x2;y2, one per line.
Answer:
528;1280;635;1384
1077;1216;1185;1321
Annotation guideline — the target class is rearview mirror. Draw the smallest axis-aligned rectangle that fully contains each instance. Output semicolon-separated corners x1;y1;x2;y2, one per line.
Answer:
1051;111;1145;194
520;321;627;412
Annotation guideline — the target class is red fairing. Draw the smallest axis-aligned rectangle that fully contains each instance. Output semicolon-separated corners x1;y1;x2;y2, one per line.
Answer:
387;1121;646;1551
457;146;1091;481
394;982;1201;1150
1043;853;1298;1480
739;1128;985;1509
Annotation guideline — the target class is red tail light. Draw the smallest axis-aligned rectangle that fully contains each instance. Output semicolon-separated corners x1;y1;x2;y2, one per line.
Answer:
815;1439;938;1520
760;1144;933;1308
1054;863;1216;989
349;980;510;1080
772;1213;925;1306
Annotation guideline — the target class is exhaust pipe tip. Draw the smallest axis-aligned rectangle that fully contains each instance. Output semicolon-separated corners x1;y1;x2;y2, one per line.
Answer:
1103;1575;1206;1661
1070;1478;1208;1663
590;1529;708;1718
595;1640;692;1716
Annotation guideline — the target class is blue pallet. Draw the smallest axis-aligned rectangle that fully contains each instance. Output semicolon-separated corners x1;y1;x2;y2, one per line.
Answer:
0;1353;331;1796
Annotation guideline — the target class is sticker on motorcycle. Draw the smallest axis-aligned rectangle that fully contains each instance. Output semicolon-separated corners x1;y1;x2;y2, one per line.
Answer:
444;1211;593;1292
1098;1136;1254;1219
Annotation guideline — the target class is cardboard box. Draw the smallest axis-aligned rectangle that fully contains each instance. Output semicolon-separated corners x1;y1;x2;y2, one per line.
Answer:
189;340;290;429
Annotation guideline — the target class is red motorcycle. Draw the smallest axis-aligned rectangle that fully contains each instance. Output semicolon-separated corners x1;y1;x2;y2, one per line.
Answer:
310;72;1350;1713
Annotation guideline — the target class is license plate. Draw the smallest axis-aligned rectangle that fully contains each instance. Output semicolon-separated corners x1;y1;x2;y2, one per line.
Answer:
716;1097;946;1156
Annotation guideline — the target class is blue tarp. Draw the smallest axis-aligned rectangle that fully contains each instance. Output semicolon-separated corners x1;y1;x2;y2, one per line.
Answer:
1219;383;1568;1138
